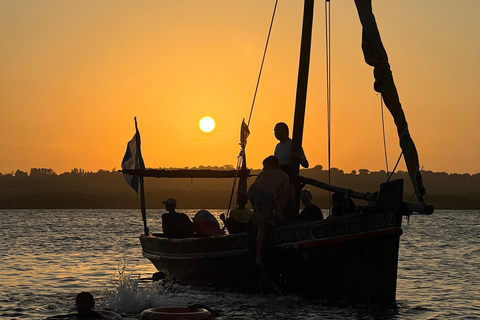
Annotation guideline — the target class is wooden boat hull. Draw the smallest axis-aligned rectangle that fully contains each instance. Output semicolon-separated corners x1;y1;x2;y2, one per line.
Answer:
140;209;403;304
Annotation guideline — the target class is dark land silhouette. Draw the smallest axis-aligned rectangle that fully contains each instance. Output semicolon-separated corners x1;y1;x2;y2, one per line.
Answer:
0;166;478;209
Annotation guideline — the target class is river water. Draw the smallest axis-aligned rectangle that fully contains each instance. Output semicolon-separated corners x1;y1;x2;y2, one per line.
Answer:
0;209;478;319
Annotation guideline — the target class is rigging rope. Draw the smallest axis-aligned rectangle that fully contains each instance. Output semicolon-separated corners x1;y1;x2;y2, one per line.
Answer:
247;0;278;127
386;151;403;184
225;151;244;218
380;95;390;176
226;0;278;218
325;0;332;214
380;112;425;204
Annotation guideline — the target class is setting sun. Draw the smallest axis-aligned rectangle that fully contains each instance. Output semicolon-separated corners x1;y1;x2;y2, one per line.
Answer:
199;117;216;133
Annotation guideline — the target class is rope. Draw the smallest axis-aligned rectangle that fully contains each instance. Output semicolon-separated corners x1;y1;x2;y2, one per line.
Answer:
226;0;278;218
380;95;389;176
375;150;402;207
247;0;278;127
325;0;332;215
386;151;403;184
225;151;244;218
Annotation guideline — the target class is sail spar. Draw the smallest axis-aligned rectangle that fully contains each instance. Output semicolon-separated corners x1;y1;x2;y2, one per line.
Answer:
354;0;426;202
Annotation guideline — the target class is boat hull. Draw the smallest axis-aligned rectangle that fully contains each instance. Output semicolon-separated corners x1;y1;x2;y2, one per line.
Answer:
140;209;402;304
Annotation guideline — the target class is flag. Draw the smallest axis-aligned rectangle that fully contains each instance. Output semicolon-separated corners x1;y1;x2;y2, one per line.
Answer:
240;118;250;148
121;118;145;192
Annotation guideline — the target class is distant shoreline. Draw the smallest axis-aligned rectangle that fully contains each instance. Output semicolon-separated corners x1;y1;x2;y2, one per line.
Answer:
1;166;479;210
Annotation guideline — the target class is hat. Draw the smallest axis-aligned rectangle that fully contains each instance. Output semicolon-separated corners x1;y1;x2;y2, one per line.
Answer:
163;198;177;205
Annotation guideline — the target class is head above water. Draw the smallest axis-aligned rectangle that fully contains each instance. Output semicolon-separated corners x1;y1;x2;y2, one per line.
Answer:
75;291;95;316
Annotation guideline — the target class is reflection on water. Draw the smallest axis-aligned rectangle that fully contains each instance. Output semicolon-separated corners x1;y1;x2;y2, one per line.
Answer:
0;209;478;319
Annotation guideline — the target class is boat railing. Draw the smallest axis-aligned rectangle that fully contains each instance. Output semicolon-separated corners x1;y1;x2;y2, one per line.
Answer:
299;176;434;215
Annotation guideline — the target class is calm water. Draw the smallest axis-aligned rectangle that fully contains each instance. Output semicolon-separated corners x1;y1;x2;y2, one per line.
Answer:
0;209;478;319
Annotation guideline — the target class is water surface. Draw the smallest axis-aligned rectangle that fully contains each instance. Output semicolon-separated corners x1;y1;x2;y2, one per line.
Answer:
0;209;478;319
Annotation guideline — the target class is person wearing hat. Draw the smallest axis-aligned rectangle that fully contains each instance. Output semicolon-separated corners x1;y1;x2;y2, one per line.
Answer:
161;198;195;238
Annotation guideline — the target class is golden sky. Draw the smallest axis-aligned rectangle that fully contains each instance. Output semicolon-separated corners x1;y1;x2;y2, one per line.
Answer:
1;0;479;175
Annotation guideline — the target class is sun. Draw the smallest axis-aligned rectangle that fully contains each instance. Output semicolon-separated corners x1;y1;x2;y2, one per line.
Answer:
199;116;216;133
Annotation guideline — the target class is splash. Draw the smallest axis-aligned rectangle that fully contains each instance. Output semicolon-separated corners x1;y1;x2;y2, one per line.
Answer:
102;260;171;313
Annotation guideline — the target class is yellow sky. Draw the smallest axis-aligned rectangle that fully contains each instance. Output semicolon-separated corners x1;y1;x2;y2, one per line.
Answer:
1;0;479;175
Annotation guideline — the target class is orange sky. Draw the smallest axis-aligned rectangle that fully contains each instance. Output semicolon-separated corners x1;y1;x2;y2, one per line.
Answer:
1;0;479;175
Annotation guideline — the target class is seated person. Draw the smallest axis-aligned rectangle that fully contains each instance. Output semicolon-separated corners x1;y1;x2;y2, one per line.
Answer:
299;189;323;222
344;196;356;213
161;198;195;238
220;194;253;234
193;209;225;237
331;192;345;217
330;192;356;217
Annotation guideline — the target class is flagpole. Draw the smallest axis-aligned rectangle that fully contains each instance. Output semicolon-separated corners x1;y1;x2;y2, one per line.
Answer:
135;117;149;235
139;175;149;235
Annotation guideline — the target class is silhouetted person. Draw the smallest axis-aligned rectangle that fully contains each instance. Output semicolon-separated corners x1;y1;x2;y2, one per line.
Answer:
330;193;356;217
161;198;195;238
220;194;252;234
273;122;307;224
331;193;345;217
247;155;289;268
47;291;122;319
299;189;323;222
74;292;100;319
273;122;309;169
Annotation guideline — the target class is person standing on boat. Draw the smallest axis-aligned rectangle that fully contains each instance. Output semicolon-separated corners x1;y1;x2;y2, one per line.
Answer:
161;198;195;238
299;189;323;222
273;122;309;170
273;122;308;224
247;155;289;268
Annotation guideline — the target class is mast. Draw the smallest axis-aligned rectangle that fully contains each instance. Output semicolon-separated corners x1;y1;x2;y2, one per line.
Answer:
291;0;315;208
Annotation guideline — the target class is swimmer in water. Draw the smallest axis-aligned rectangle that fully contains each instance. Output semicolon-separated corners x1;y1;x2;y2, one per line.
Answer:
47;291;119;319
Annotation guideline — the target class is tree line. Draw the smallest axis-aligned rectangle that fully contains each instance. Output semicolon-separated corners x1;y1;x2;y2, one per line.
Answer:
0;166;479;209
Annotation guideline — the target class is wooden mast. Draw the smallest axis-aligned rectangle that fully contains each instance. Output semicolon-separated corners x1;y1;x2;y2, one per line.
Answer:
291;0;315;210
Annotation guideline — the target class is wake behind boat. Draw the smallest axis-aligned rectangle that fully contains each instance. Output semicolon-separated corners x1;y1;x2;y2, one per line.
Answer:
121;0;433;305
